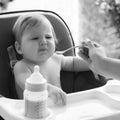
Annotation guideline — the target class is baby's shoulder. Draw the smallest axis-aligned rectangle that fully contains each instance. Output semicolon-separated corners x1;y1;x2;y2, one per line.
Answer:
13;60;28;73
14;60;24;67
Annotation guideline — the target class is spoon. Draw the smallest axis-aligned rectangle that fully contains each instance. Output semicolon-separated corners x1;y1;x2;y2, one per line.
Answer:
56;45;81;54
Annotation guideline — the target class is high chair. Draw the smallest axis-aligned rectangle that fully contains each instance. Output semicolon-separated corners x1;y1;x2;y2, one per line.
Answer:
0;10;107;100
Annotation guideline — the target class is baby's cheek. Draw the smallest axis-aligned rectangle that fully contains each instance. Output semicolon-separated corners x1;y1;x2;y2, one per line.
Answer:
49;43;55;53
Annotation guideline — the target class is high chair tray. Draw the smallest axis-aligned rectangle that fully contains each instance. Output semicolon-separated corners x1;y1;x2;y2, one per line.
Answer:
50;80;120;120
1;80;120;120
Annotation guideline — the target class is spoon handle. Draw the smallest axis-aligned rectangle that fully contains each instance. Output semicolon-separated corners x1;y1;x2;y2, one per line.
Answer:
56;45;81;54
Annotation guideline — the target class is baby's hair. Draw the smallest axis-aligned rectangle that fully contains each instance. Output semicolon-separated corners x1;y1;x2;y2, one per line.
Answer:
12;13;58;44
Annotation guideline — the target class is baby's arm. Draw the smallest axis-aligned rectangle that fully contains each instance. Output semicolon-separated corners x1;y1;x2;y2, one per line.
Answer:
59;54;90;72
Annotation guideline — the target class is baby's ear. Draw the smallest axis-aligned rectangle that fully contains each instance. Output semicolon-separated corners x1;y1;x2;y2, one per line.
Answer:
14;41;22;54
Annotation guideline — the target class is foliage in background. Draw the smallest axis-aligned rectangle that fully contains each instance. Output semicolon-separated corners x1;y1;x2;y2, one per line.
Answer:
80;0;120;58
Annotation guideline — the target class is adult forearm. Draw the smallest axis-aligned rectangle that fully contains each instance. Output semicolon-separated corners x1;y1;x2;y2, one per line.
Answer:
95;56;120;80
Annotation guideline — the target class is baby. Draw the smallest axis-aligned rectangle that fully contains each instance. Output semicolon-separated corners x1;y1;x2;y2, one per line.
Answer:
13;13;90;105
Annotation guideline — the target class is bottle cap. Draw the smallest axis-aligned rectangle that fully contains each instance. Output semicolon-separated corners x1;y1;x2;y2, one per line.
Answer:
25;65;47;92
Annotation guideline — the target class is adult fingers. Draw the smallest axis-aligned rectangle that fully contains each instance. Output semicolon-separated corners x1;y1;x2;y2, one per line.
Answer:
87;41;95;49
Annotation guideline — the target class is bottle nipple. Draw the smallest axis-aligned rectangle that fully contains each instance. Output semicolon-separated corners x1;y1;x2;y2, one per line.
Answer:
33;65;41;76
34;65;39;73
25;65;47;92
30;65;45;83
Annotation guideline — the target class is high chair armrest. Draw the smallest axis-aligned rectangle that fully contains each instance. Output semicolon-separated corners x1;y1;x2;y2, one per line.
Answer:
60;71;75;93
60;70;107;93
73;70;107;92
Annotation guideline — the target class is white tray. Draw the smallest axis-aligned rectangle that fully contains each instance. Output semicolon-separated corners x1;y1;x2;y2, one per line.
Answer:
50;80;120;120
1;80;120;120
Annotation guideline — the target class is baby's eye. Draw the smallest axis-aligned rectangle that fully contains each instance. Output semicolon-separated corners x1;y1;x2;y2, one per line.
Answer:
31;37;39;40
46;35;52;39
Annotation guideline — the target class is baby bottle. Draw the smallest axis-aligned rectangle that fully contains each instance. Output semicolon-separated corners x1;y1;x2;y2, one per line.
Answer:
24;65;49;119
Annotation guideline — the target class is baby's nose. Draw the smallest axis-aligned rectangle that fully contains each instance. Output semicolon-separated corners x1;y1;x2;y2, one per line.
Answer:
39;38;47;45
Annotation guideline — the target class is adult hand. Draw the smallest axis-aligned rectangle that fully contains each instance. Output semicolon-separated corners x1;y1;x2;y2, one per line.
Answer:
79;40;107;73
87;40;107;72
87;40;106;60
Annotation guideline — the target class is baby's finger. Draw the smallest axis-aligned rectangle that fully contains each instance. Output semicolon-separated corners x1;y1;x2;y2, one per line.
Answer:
55;93;62;105
59;92;67;105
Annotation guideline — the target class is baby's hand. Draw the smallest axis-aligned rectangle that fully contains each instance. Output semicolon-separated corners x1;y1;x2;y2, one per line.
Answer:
48;84;67;105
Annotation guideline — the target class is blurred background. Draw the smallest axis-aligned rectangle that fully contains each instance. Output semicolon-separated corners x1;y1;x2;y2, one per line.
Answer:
7;0;80;46
3;0;120;58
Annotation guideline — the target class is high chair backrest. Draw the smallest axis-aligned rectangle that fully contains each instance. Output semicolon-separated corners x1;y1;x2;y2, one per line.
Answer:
0;10;75;98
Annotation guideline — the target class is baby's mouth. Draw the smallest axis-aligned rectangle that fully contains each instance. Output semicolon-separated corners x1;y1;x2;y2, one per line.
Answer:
38;48;47;52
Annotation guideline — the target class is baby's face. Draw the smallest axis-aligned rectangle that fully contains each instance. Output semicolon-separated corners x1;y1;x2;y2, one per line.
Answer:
20;20;55;64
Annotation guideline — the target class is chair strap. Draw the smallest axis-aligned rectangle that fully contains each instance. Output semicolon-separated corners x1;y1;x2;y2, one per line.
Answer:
7;45;18;70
